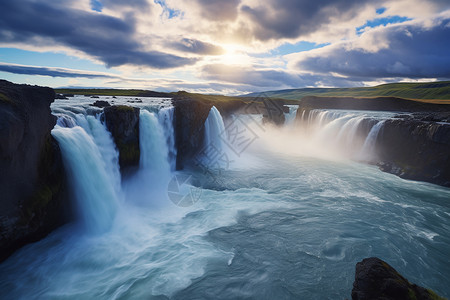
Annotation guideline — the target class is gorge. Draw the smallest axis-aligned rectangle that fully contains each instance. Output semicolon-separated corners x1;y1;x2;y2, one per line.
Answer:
0;80;449;299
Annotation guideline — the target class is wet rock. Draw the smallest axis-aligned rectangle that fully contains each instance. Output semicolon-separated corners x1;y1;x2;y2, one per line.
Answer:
0;80;68;262
172;94;212;170
55;93;68;100
104;105;140;173
376;119;450;187
91;100;111;108
352;257;445;300
90;95;100;98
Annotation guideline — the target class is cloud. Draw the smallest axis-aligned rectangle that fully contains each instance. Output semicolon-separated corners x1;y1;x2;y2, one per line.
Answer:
0;63;126;79
0;0;196;69
194;0;241;21
168;38;225;55
201;64;362;89
240;0;376;41
290;17;450;79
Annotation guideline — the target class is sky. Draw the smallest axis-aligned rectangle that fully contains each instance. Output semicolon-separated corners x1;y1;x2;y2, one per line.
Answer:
0;0;449;95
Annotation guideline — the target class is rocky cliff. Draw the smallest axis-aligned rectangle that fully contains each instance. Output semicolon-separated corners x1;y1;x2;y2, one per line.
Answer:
377;115;450;187
172;93;213;169
104;105;140;174
352;257;444;300
0;80;67;262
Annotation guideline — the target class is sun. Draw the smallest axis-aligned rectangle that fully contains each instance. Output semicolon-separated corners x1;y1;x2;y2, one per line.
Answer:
218;44;251;65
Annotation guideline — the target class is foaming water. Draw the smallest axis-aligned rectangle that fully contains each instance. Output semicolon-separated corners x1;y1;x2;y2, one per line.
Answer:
52;125;119;233
1;104;450;299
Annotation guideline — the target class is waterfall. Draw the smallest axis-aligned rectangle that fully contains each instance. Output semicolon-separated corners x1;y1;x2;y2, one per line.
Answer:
296;109;395;159
158;107;177;172
201;106;227;167
52;125;119;234
139;110;171;176
56;115;76;128
85;114;122;194
284;106;299;126
359;120;385;161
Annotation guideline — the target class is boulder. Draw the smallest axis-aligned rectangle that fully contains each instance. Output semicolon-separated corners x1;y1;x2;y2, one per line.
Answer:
104;105;140;173
0;80;68;262
352;257;444;300
91;100;111;108
55;93;68;100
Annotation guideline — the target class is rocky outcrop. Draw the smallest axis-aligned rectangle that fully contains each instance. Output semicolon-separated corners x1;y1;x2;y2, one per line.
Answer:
172;94;213;170
376;116;450;187
104;105;140;173
91;100;111;108
352;257;445;300
0;80;67;262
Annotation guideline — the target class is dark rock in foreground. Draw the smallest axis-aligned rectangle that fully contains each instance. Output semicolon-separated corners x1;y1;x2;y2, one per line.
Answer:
0;80;68;262
352;257;444;300
104;105;140;173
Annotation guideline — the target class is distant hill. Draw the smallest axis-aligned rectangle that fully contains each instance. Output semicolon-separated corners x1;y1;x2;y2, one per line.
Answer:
243;81;450;103
55;88;171;98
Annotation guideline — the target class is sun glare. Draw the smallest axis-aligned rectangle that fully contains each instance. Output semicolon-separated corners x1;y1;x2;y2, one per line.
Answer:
218;44;251;65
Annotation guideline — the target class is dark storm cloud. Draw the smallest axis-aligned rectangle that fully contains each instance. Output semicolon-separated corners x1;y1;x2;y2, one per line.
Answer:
0;63;119;79
295;18;450;79
240;0;377;41
168;39;225;55
0;0;196;69
195;0;241;21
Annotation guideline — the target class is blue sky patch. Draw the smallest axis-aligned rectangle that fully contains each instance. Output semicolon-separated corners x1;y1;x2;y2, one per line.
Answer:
356;15;412;34
90;0;103;12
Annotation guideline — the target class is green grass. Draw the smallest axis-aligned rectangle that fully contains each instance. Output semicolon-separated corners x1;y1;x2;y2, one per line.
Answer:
244;81;450;102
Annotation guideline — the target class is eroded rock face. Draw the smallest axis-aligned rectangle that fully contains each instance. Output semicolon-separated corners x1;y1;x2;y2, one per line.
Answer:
104;105;140;173
377;118;450;187
172;96;212;170
0;80;67;262
352;257;444;300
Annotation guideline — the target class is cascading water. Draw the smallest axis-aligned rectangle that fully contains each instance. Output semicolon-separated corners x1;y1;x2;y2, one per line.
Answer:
284;105;299;126
201;106;228;168
52;125;119;234
158;107;177;171
122;109;175;206
295;109;395;160
140;110;171;175
359;120;385;162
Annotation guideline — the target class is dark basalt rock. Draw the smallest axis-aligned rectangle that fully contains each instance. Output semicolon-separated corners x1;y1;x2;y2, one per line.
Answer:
104;105;140;173
55;93;68;100
172;95;212;170
376;119;450;187
90;95;100;99
0;80;68;262
91;100;111;108
352;257;444;300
